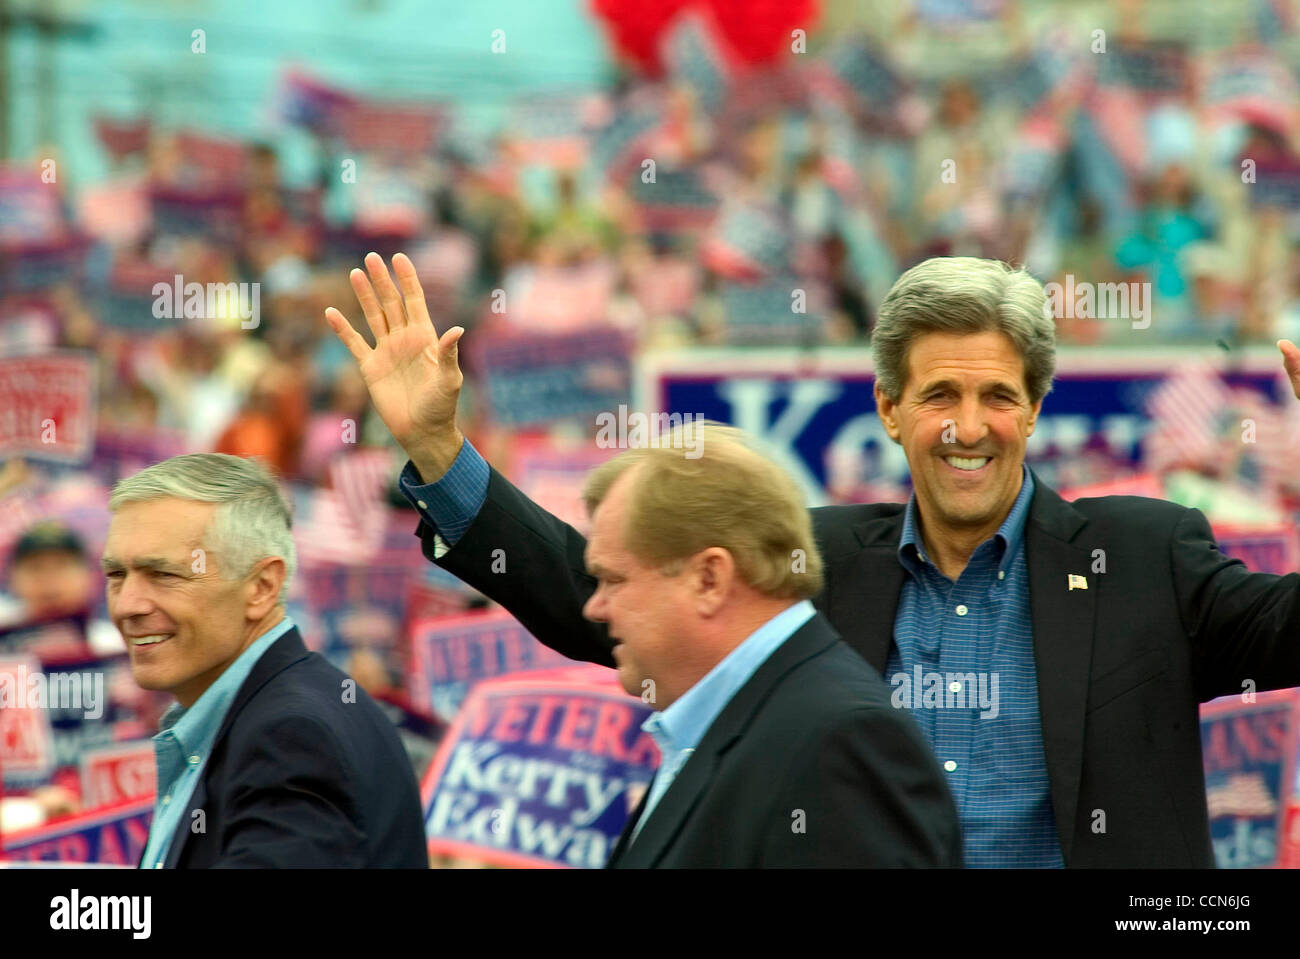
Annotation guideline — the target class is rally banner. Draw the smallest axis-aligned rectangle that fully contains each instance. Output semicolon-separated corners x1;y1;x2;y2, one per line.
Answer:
639;347;1290;504
474;326;632;428
720;277;825;346
407;608;573;723
80;741;157;809
0;352;95;464
1;796;153;865
1212;525;1300;577
0;656;57;789
1199;690;1300;869
421;668;660;868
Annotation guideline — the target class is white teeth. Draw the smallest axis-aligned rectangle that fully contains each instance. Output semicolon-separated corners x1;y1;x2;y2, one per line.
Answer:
132;635;170;646
945;456;989;471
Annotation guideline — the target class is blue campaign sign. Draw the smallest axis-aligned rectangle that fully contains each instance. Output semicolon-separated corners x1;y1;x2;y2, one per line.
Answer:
1199;691;1300;869
639;348;1290;504
421;668;659;868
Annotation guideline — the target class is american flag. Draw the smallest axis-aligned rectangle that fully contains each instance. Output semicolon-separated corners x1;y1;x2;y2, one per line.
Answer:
1143;362;1236;475
1206;772;1278;819
295;449;395;565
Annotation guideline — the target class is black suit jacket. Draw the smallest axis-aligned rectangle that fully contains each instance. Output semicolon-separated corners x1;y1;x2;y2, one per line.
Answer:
141;628;427;868
602;612;961;867
419;464;1300;867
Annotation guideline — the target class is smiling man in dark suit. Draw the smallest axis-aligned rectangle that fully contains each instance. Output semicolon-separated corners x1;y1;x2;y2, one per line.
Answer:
326;251;1300;867
104;452;426;868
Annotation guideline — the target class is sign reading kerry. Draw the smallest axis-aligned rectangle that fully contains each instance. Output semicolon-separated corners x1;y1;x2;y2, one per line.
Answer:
421;668;660;868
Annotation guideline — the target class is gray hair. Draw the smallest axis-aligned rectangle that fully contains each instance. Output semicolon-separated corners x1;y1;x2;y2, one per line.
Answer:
109;453;296;606
871;257;1056;405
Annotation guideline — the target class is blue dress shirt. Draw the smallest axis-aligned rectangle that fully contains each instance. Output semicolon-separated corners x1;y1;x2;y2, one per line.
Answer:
885;465;1063;867
630;599;816;841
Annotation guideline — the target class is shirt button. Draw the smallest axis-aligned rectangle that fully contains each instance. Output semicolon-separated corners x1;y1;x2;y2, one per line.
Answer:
949;681;962;693
417;500;428;510
162;795;171;805
188;755;200;765
997;570;1005;580
943;760;957;772
154;862;164;869
955;604;968;616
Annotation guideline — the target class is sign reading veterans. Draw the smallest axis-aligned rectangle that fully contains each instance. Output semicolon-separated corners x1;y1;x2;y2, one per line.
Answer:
1;796;153;864
407;609;572;723
1199;690;1300;869
0;353;96;464
421;669;660;868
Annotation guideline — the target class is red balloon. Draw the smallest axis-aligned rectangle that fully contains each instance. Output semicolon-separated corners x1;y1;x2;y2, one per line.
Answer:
589;0;819;75
588;0;694;75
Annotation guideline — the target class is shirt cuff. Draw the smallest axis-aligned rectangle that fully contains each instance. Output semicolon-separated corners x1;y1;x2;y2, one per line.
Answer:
398;439;490;551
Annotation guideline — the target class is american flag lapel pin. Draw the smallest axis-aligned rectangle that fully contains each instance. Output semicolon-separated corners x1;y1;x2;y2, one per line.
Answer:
1068;574;1088;591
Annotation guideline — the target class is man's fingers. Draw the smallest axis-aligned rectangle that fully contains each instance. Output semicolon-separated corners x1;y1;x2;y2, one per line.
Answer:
438;326;465;365
324;307;371;364
392;253;435;333
1279;340;1300;397
349;268;389;339
365;251;407;332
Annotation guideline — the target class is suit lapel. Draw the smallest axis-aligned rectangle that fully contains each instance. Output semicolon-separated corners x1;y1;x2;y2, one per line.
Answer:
822;513;906;673
1023;471;1095;864
605;774;654;868
613;616;841;868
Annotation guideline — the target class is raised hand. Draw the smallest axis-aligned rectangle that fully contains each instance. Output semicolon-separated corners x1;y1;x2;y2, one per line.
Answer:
1280;340;1300;401
324;252;466;481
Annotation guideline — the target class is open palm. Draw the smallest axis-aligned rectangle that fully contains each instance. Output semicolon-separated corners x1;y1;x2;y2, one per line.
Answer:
324;251;465;455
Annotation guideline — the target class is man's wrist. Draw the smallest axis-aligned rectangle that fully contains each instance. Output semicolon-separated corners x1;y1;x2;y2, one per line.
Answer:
406;429;465;484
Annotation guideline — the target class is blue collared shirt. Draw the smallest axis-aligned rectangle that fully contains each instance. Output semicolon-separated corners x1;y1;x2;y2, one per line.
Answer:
885;464;1063;868
631;599;816;841
140;615;297;869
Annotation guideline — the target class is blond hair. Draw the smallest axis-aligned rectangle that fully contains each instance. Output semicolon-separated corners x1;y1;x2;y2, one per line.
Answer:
582;422;823;599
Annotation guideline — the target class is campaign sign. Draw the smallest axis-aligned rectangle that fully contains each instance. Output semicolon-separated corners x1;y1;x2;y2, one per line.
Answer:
1199;690;1300;869
1;796;153;864
641;348;1288;504
421;668;660;868
407;609;573;722
80;741;157;809
0;613;92;664
0;656;57;788
475;326;632;428
0;352;95;464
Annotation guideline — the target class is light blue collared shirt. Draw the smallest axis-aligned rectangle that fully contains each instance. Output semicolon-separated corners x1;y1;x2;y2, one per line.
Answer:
630;599;816;842
140;615;297;869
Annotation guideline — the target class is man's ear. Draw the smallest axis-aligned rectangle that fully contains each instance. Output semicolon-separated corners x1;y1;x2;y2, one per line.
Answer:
691;547;734;617
875;382;902;443
1026;397;1043;437
245;557;286;619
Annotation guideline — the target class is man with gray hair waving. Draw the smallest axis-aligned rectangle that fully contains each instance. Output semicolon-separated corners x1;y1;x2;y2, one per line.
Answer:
103;453;425;868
